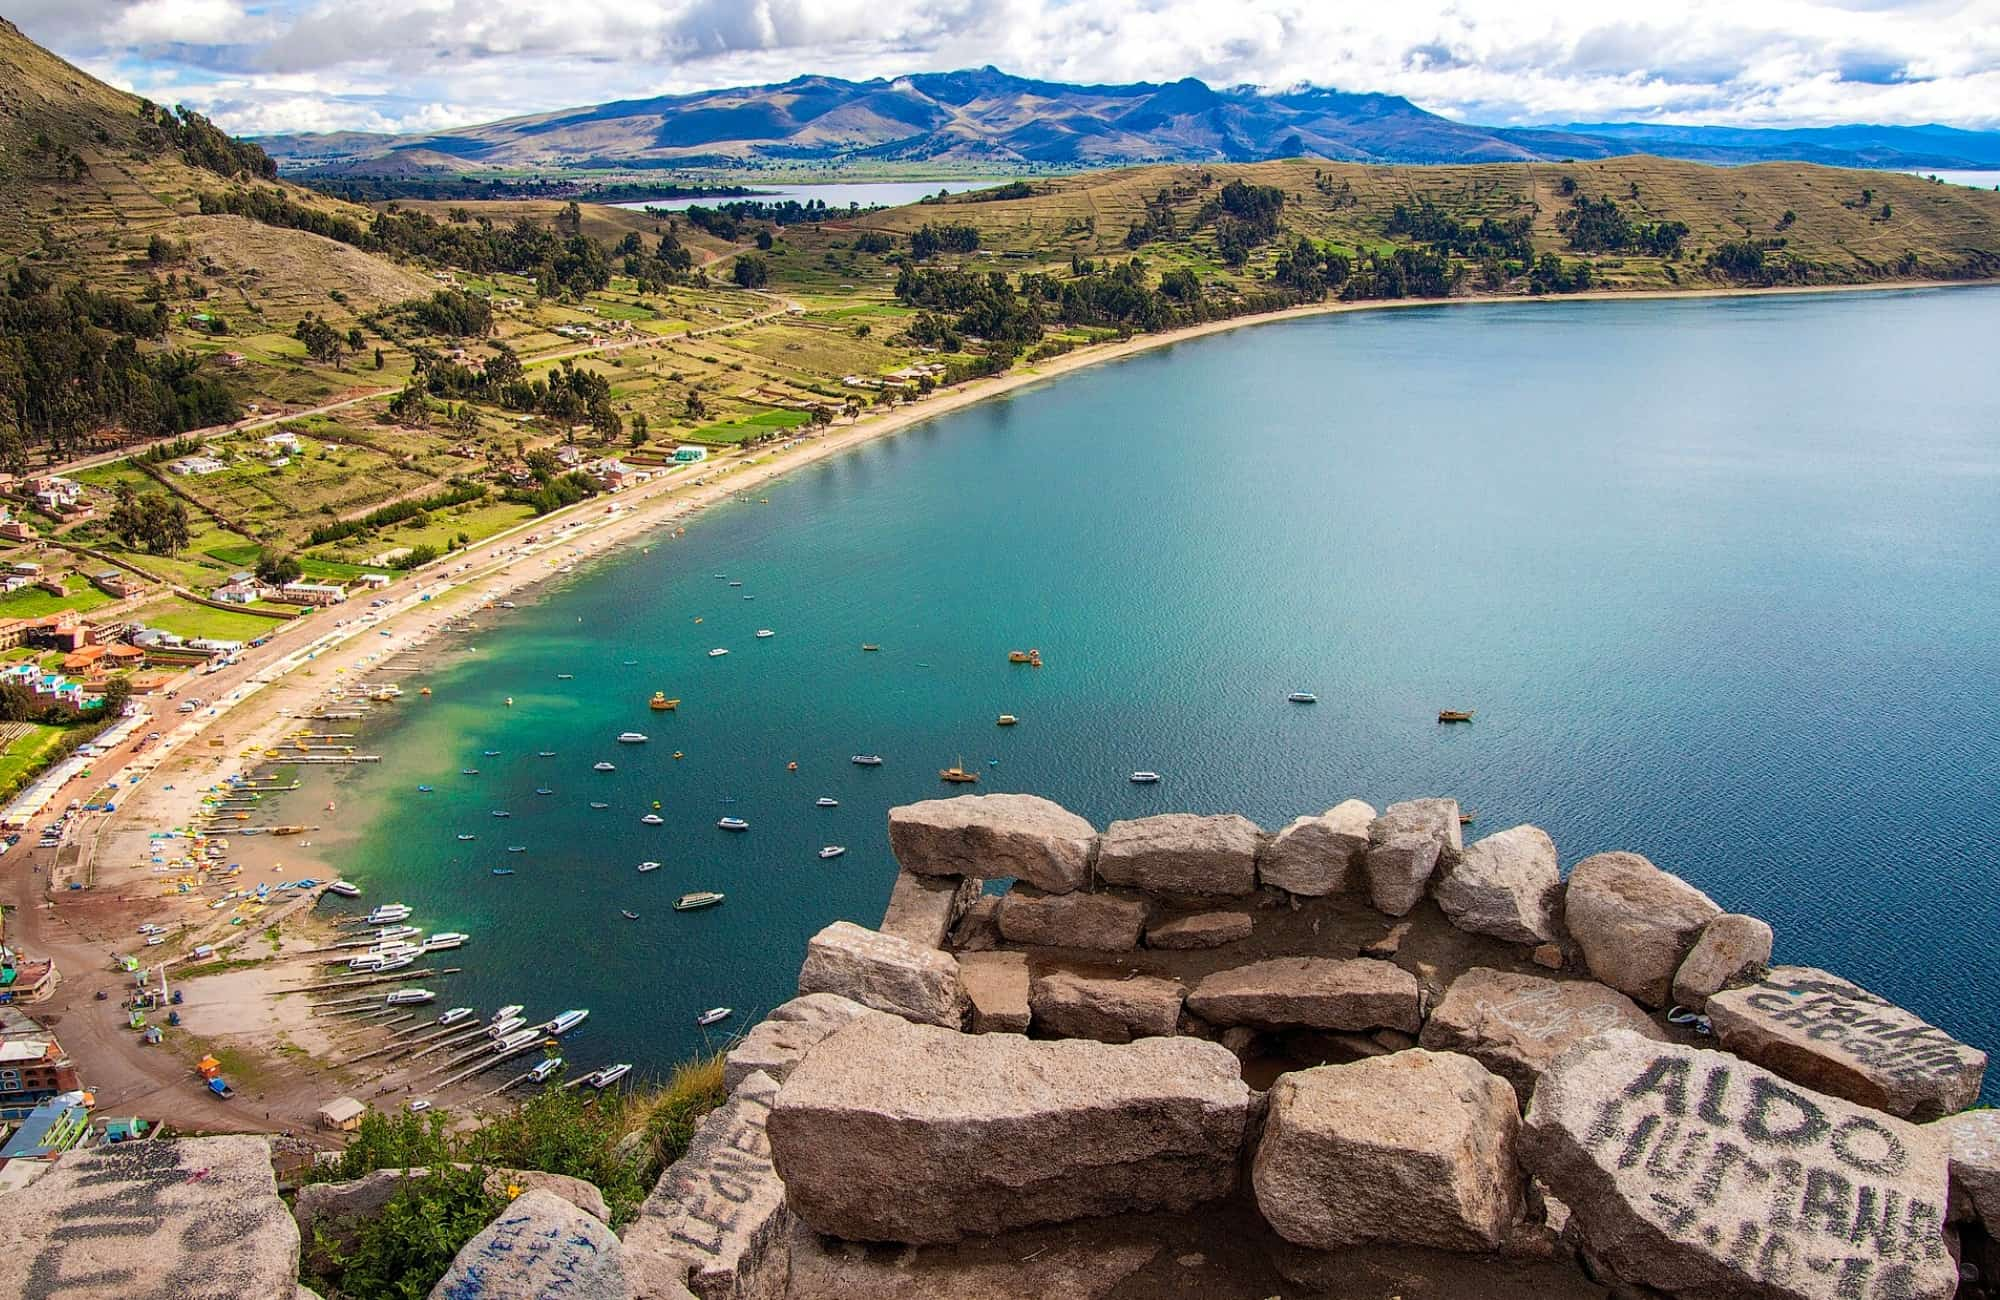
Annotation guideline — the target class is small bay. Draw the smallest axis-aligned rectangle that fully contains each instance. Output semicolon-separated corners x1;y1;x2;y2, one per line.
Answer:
308;287;2000;1077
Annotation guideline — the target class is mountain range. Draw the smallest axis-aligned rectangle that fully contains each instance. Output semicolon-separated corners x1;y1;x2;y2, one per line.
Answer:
257;67;2000;176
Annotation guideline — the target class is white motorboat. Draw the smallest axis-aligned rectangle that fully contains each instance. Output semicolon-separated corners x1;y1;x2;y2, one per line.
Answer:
492;1003;525;1023
818;845;846;859
696;1007;733;1027
385;989;435;1006
437;1007;474;1027
493;1028;540;1053
708;648;729;658
366;904;412;924
1287;691;1318;704
589;1063;632;1089
717;817;749;832
755;629;774;639
1129;771;1162;784
486;1016;527;1039
422;932;469;952
850;754;883;766
528;1057;563;1083
641;813;664;825
327;880;361;897
815;797;839;807
544;1009;589;1035
617;732;648;744
594;762;616;772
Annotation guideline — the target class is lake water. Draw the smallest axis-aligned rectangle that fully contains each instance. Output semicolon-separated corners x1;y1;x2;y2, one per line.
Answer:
307;286;2000;1082
613;180;1018;213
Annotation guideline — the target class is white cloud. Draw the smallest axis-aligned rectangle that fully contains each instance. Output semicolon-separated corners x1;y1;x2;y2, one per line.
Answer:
15;0;2000;135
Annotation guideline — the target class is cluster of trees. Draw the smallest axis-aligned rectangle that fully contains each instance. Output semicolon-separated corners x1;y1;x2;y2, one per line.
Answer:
1201;180;1286;267
1707;240;1797;285
0;268;238;460
254;551;303;585
422;351;622;439
1386;201;1535;261
396;289;495;338
504;450;602;515
200;191;617;298
1272;236;1353;297
1528;253;1597;294
1556;195;1689;257
107;484;191;554
961;181;1034;202
136;101;278;180
294;314;364;368
910;223;981;260
732;254;770;289
306;483;486;547
614;230;692;292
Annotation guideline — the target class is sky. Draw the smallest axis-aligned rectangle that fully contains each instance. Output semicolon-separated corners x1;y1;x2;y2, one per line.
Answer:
14;0;2000;137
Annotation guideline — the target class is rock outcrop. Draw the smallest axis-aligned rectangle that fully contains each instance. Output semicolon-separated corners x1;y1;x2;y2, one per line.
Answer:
1364;798;1462;916
1417;966;1665;1099
1258;800;1373;896
1144;909;1253;949
1095;813;1261;897
1028;969;1185;1043
888;794;1096;894
958;950;1031;1033
430;1190;631;1300
1253;1051;1523;1251
878;870;982;949
1433;824;1563;945
767;1015;1250;1243
623;1070;791;1300
0;1135;299;1300
1562;851;1720;1007
1185;957;1422;1033
1671;912;1775;1010
797;921;965;1028
724;993;878;1091
296;1165;610;1258
1936;1107;2000;1226
1521;1031;1957;1300
1705;966;1987;1121
995;885;1146;951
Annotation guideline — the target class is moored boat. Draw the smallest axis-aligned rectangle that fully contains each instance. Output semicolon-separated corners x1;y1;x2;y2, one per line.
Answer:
437;1007;474;1027
544;1009;589;1035
650;693;677;711
366;904;412;924
850;754;883;766
1438;709;1476;723
1129;771;1162;784
617;732;649;744
385;989;435;1006
327;880;361;897
717;817;749;832
696;1007;733;1027
487;1016;526;1039
528;1057;563;1083
491;1005;525;1024
675;891;724;911
588;1063;631;1089
423;932;469;951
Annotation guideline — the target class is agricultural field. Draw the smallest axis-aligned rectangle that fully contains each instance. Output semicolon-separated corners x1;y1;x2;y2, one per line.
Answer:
0;577;115;619
129;597;292;642
0;725;73;794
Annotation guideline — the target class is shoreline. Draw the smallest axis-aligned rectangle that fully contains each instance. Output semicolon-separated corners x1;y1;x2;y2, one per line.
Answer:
47;272;2000;1127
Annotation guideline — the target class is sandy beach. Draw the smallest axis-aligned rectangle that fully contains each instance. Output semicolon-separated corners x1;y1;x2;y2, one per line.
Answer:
28;273;1995;1132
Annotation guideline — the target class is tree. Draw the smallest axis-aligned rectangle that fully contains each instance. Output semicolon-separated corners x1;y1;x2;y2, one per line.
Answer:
294;314;349;368
732;254;769;289
754;228;774;251
99;676;133;714
255;550;303;586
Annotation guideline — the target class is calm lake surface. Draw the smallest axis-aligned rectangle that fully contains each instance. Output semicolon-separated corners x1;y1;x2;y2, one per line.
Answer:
613;179;1018;213
308;287;2000;1081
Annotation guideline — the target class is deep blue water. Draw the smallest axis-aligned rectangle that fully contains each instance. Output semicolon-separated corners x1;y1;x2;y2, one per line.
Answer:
309;287;2000;1080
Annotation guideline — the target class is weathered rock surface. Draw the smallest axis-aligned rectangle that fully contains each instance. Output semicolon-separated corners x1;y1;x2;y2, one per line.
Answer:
430;1189;631;1300
1095;813;1261;897
1418;966;1666;1099
1706;966;1987;1122
1521;1031;1957;1300
1671;912;1775;1010
1144;909;1253;949
1253;1050;1523;1251
624;1070;791;1300
995;885;1145;951
1258;800;1374;896
796;921;965;1028
1029;969;1185;1043
767;1015;1250;1243
888;794;1096;894
782;1220;1162;1299
1935;1107;2000;1225
945;893;1000;951
0;1134;298;1300
878;870;982;949
1563;851;1720;1008
1434;824;1563;945
725;994;878;1091
297;1166;611;1254
958;950;1030;1033
1185;957;1422;1033
1365;797;1462;916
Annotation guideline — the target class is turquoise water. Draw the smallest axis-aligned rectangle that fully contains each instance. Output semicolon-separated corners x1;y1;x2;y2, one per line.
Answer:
311;287;2000;1079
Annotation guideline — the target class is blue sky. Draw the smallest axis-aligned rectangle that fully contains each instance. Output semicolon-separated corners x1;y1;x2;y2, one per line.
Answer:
15;0;2000;136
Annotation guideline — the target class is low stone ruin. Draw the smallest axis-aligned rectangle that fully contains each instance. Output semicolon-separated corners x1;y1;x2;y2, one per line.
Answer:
6;792;1990;1300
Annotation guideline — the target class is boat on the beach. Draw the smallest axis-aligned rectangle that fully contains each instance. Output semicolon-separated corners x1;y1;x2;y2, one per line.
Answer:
755;629;773;639
528;1057;562;1083
327;880;361;897
708;648;729;658
641;814;664;826
1129;771;1162;784
637;861;661;873
939;758;979;784
996;714;1018;726
1438;709;1476;723
818;845;846;859
675;891;725;911
650;693;678;710
717;817;749;832
588;1063;632;1089
850;754;883;766
1288;692;1318;704
386;989;435;1006
816;797;839;807
617;732;649;744
437;1007;474;1027
544;1009;589;1035
594;762;616;772
696;1007;733;1027
492;868;516;876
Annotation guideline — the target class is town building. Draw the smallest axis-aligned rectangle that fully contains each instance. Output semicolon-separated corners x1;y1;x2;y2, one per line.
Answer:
274;581;348;607
0;1094;92;1161
168;456;227;476
211;580;262;605
0;1006;81;1111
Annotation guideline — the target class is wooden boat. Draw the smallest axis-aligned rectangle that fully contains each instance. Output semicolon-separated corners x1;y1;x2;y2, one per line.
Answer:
996;714;1018;726
650;693;678;711
1437;710;1476;723
1007;648;1044;666
939;758;979;784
